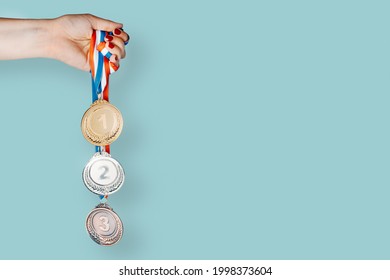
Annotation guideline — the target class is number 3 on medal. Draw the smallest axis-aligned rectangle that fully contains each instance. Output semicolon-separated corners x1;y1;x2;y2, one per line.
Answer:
99;216;110;232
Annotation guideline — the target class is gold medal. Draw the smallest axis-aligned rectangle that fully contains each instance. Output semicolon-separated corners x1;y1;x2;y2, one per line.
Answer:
81;100;123;146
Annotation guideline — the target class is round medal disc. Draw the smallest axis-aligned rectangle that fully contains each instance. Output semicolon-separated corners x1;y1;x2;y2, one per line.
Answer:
86;203;123;246
81;99;123;146
83;152;125;195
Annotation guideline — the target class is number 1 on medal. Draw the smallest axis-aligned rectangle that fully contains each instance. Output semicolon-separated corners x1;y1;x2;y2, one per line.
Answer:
98;114;107;129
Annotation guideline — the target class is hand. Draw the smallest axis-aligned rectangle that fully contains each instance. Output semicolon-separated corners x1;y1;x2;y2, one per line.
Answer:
50;14;130;71
0;14;130;71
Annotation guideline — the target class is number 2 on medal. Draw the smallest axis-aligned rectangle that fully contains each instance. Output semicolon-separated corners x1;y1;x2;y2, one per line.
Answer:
99;166;109;180
99;216;110;232
98;114;107;129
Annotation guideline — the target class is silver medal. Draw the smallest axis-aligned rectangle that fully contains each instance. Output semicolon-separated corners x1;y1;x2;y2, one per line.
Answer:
86;203;123;246
83;152;125;195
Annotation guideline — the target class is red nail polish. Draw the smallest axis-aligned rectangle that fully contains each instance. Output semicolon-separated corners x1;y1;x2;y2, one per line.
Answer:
114;29;121;35
106;35;113;41
108;42;115;49
115;56;118;61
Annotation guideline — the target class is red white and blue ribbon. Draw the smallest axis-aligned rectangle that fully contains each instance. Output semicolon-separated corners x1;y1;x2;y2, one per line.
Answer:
89;30;120;155
89;30;119;103
89;30;120;200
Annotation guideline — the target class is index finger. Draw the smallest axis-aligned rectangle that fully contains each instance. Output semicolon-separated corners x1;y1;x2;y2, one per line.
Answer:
113;28;130;44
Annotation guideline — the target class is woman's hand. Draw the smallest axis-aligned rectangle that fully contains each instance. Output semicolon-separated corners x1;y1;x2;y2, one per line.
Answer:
0;14;129;71
50;14;129;71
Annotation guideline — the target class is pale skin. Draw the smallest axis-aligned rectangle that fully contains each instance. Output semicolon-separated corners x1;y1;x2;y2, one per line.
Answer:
0;14;129;71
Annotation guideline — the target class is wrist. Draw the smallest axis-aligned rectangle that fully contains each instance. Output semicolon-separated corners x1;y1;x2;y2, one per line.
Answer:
38;18;58;60
18;18;56;59
20;18;55;59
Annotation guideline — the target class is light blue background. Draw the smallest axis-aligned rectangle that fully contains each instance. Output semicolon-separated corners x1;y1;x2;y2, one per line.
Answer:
1;0;389;259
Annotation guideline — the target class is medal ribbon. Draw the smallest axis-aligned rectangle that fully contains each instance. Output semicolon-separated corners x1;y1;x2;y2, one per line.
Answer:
89;30;120;200
89;30;120;155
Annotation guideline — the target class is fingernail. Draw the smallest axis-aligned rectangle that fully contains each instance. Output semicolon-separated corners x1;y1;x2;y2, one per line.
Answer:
114;28;121;35
106;35;113;42
108;42;115;49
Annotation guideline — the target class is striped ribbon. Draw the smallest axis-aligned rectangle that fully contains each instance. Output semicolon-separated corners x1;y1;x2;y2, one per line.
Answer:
89;30;120;201
89;30;120;154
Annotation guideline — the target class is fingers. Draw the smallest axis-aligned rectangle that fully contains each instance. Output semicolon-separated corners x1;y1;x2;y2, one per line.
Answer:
107;42;123;63
95;28;130;69
87;14;130;67
104;35;126;58
112;28;130;44
103;28;130;60
86;14;123;32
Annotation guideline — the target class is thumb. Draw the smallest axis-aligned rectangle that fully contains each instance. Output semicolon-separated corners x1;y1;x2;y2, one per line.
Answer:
86;14;123;31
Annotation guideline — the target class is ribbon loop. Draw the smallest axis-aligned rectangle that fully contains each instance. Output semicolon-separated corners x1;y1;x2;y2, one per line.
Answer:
89;30;119;103
89;30;119;155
